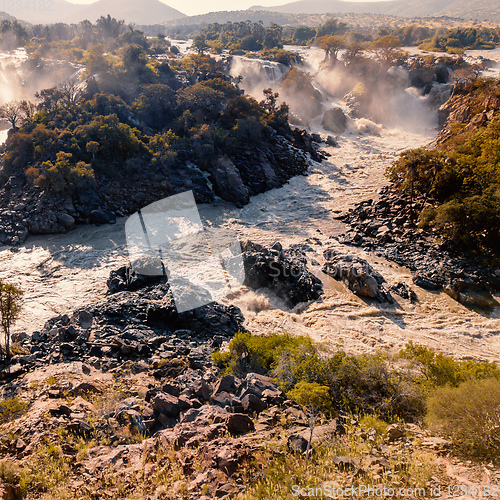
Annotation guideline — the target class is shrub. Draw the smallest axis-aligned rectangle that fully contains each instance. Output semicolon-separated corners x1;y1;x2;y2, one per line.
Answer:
426;377;500;458
30;152;95;195
212;331;316;378
0;397;28;424
400;341;500;391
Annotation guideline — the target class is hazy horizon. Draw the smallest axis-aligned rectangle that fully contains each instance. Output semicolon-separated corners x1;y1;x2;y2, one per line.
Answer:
67;0;394;17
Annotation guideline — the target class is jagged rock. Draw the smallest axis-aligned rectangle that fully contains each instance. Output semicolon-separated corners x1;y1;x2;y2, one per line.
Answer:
241;393;267;413
225;413;254;435
67;419;92;434
326;135;339;147
211;391;242;411
106;266;164;293
213;374;241;395
57;213;75;228
445;284;499;310
49;405;72;417
413;275;441;291
72;382;101;396
216;445;250;476
11;331;28;343
152;393;180;417
242;240;323;307
180;405;229;425
287;434;309;454
331;456;357;472
386;424;405;442
390;282;417;302
242;373;279;399
210;156;250;207
182;379;211;402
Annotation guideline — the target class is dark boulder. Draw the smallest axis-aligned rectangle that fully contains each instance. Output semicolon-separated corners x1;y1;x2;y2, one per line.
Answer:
323;249;393;303
322;108;347;134
242;240;323;307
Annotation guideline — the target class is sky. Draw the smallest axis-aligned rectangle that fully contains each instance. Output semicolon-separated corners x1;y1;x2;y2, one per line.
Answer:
67;0;388;17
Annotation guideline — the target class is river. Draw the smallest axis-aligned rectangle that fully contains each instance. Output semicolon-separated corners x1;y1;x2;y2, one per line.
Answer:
1;46;500;362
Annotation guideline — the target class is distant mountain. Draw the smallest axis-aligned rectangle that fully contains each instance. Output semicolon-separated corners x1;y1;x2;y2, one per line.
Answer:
4;0;186;25
250;0;500;21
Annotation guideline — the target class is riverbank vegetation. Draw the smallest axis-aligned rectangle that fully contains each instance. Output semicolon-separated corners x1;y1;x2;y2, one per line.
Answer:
388;79;500;253
0;16;309;210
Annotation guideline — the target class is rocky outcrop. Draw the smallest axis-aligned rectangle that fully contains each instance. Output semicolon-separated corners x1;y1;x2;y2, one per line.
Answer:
436;79;500;144
242;240;323;307
8;272;243;376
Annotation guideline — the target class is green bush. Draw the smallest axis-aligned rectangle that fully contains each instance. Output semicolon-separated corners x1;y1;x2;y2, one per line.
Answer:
426;377;500;458
29;152;95;195
212;331;317;378
399;341;500;390
0;397;28;424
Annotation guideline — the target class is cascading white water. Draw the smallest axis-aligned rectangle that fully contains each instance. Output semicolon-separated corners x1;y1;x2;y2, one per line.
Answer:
1;46;500;363
229;55;289;97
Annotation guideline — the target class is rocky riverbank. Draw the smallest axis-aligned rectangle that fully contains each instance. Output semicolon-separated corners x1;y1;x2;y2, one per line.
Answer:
0;240;328;499
336;185;500;309
0;127;323;246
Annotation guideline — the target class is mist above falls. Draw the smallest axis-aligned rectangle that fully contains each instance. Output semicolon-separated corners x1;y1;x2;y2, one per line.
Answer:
229;46;453;137
0;48;81;107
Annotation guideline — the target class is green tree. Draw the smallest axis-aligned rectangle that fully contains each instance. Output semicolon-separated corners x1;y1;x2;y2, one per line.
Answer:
86;141;100;160
288;381;330;465
317;35;345;62
19;100;37;124
292;26;316;45
0;281;23;360
316;18;347;38
193;37;208;54
369;35;405;65
132;84;176;129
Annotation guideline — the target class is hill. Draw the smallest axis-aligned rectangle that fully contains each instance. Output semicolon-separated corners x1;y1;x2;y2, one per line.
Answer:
156;10;478;38
251;0;500;22
4;0;186;25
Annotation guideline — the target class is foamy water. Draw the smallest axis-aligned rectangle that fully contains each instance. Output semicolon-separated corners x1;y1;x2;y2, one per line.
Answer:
1;47;499;362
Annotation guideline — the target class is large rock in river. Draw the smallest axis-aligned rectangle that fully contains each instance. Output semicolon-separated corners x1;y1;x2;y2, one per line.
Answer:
242;240;323;307
322;249;392;303
322;108;347;134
